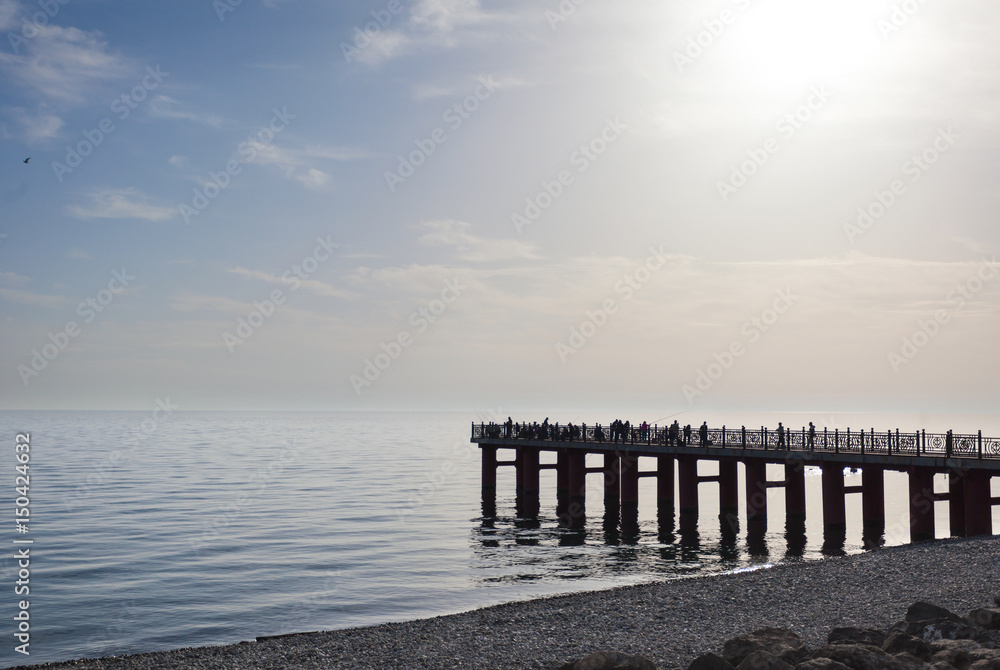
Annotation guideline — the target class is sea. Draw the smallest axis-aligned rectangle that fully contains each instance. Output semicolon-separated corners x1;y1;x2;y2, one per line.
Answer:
1;410;998;668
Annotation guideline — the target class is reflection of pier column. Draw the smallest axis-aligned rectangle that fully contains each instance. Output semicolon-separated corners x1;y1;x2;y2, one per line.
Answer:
678;456;699;532
566;450;587;528
862;466;885;548
949;470;966;537
657;456;675;520
481;446;497;517
964;470;992;537
908;466;935;542
556;449;569;515
621;453;639;533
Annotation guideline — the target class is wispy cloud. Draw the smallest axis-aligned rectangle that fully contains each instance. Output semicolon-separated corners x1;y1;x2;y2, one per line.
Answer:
147;95;224;127
247;142;368;189
227;266;356;299
0;271;30;286
0;24;132;105
2;105;63;142
416;219;540;262
67;188;176;221
0;286;66;308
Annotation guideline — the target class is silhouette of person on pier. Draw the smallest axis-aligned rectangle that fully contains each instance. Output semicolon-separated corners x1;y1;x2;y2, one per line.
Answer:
808;422;816;448
777;422;786;450
699;422;708;446
684;424;692;445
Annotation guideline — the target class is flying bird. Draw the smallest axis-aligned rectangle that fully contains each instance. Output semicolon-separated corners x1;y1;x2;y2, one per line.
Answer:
23;157;30;164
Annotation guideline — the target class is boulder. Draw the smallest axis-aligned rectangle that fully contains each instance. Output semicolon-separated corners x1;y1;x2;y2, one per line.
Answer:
969;650;1000;663
687;653;734;670
895;620;981;642
795;659;851;670
560;651;657;670
734;650;792;670
969;660;1000;670
811;643;924;670
968;610;1000;631
828;628;887;648
931;648;971;670
907;603;966;624
931;640;984;654
722;628;806;667
883;631;933;660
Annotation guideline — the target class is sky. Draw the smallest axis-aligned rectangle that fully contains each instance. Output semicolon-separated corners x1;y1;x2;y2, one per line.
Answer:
1;0;999;413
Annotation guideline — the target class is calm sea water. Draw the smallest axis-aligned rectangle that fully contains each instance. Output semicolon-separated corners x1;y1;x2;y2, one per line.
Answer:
1;410;998;668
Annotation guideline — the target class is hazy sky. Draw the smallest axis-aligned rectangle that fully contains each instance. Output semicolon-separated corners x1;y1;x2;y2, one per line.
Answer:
1;0;999;413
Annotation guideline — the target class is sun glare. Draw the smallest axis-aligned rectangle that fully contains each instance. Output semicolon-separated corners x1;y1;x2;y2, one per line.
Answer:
723;1;885;93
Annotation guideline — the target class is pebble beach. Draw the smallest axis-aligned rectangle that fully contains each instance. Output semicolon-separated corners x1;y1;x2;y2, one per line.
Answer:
14;535;999;670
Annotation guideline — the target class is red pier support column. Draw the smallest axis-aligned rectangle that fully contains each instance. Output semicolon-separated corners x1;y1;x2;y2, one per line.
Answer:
949;470;967;537
785;461;806;521
620;453;640;532
481;446;497;518
964;470;992;537
745;459;767;523
520;447;540;517
556;449;569;515
861;465;885;548
678;456;699;530
603;453;621;512
565;450;587;529
862;466;885;527
719;458;739;538
482;446;497;494
821;464;846;529
908;466;935;542
657;456;675;512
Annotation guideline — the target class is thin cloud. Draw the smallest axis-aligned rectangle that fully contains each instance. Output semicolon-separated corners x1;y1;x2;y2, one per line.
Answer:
67;188;176;221
3;106;63;142
0;286;66;308
0;24;133;105
227;266;356;299
147;95;225;127
416;219;540;262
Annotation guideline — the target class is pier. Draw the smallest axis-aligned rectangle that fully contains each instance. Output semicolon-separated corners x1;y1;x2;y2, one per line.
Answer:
472;422;1000;550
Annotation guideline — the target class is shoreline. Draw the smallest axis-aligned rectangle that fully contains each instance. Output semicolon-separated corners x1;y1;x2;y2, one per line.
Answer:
13;534;1000;670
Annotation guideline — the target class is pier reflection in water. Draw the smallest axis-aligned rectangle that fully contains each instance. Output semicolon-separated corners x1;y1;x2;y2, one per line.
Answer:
470;460;907;585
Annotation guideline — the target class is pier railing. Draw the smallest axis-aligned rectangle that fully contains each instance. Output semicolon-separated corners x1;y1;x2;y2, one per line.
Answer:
471;422;1000;459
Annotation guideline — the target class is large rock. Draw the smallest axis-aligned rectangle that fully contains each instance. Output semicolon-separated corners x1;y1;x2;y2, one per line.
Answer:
811;643;925;670
894;619;982;642
968;609;1000;631
931;640;984;654
931;647;971;670
969;660;1000;670
829;628;888;648
734;650;792;670
907;603;966;624
687;653;734;670
560;651;657;670
883;631;933;660
969;650;1000;663
722;628;806;666
796;659;852;670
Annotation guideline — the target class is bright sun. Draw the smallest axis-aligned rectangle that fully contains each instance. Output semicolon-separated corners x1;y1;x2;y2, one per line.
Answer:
721;0;885;93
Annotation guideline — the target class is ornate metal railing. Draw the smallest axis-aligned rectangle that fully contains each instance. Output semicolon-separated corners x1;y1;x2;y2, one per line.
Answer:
471;421;1000;460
